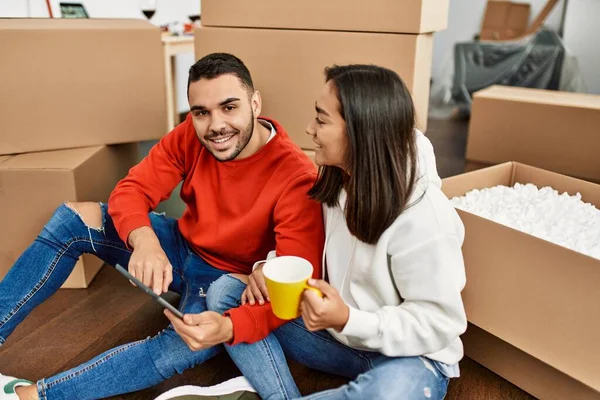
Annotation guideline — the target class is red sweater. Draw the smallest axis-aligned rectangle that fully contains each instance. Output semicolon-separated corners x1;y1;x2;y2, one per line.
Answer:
108;116;324;341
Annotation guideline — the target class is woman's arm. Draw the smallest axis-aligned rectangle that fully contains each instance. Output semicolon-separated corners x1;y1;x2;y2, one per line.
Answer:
340;233;468;357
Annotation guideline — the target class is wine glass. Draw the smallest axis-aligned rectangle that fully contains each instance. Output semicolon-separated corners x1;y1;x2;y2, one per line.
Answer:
141;0;156;22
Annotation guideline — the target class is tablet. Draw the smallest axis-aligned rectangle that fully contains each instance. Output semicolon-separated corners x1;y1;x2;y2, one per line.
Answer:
115;264;184;319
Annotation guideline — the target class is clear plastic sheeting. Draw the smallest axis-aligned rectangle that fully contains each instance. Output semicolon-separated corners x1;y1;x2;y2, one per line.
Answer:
429;28;587;118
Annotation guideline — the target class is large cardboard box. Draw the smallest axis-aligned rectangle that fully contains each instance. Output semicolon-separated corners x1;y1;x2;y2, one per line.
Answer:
0;145;138;288
466;85;600;182
195;27;433;148
0;19;166;155
201;0;449;34
442;162;600;399
463;324;600;400
302;150;316;168
480;0;531;40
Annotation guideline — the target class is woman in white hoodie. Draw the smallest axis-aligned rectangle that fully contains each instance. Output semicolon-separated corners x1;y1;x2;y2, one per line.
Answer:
167;64;468;400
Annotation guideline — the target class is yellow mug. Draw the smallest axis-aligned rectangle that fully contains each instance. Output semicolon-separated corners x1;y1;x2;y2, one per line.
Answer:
263;256;322;320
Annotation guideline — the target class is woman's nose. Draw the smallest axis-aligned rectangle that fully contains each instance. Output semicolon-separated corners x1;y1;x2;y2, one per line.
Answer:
305;119;316;137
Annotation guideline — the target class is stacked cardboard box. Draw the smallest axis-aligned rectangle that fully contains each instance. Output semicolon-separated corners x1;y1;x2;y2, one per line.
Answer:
466;85;600;183
196;0;449;157
0;19;167;288
442;162;600;399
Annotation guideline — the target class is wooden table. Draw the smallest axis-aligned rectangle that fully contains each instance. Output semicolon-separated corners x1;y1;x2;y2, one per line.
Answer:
162;34;194;132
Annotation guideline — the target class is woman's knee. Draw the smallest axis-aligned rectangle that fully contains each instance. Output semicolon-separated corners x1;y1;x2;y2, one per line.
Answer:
206;274;247;314
358;357;448;400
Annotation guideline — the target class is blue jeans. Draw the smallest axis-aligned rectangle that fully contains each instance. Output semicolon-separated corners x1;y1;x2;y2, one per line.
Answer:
0;203;228;400
208;275;451;400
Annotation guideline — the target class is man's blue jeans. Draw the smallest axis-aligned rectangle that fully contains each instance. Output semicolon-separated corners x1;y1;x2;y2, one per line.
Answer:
208;275;451;400
0;203;228;400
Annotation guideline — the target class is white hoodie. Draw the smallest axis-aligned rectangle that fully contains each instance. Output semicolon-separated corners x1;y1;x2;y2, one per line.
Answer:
323;130;467;369
259;131;467;371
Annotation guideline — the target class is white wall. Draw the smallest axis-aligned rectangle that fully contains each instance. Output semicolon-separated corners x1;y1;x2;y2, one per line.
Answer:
561;0;600;94
432;0;600;94
0;0;200;113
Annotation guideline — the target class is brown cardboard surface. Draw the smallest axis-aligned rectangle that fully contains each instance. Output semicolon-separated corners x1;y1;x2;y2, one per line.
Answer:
466;85;600;182
201;0;449;34
442;162;600;395
463;161;493;173
464;324;600;400
195;27;433;148
0;145;137;288
480;1;530;40
0;19;166;155
302;149;316;167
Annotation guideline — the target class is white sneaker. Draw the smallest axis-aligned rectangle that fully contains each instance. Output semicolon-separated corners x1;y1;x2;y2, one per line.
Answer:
154;376;259;400
0;374;33;400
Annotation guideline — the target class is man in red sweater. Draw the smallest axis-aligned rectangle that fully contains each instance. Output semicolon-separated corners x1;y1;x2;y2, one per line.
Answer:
0;53;323;400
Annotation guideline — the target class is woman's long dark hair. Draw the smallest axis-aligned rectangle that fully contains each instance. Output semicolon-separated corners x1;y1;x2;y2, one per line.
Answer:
308;65;418;245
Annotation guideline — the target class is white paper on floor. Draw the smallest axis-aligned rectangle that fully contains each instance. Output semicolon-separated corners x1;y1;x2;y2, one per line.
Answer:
451;183;600;260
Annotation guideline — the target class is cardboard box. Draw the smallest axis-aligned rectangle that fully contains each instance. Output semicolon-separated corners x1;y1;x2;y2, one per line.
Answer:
480;0;531;40
0;145;138;288
466;85;600;182
463;324;600;400
442;162;600;398
0;19;166;155
195;27;433;148
463;161;493;173
201;0;449;34
302;149;316;167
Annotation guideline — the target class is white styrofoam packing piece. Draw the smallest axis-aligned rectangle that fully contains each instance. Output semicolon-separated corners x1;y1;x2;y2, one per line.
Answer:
451;183;600;260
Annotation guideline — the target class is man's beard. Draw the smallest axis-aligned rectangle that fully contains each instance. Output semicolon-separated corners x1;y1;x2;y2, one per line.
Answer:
206;112;254;162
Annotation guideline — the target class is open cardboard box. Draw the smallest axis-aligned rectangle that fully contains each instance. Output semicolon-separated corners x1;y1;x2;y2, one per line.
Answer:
200;0;449;34
442;162;600;399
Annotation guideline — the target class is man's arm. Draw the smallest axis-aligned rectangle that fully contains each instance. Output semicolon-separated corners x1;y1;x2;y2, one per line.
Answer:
227;172;325;344
272;172;325;276
108;122;187;244
165;171;325;348
108;120;189;293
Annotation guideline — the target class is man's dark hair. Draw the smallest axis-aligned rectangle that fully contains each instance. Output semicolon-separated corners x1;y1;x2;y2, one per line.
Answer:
308;64;418;245
187;53;254;98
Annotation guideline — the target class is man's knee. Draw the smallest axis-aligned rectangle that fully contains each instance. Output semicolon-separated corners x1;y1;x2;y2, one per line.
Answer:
206;274;247;314
65;201;103;229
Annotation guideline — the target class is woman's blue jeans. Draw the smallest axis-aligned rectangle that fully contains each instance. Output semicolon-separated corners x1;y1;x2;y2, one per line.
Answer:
207;274;451;400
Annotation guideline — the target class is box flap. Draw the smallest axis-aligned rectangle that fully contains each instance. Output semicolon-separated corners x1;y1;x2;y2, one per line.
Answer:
474;85;600;110
442;162;515;198
0;146;103;171
513;162;600;207
0;18;156;32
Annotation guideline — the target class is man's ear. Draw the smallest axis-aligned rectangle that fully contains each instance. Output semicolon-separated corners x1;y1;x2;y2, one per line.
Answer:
251;90;262;117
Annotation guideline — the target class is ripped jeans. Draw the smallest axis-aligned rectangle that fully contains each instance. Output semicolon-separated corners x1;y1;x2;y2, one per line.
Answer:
0;203;228;400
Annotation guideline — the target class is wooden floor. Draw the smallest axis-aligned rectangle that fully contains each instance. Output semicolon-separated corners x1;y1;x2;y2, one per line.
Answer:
0;117;535;400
